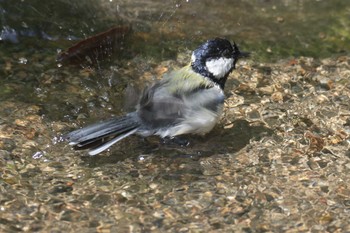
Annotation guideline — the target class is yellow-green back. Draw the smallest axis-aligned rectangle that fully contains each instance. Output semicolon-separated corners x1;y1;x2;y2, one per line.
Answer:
162;65;214;95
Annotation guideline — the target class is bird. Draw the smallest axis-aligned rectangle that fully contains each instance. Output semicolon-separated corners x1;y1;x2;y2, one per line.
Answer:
64;38;248;156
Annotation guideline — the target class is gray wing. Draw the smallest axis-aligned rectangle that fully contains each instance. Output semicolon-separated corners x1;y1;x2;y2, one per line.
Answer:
137;79;224;130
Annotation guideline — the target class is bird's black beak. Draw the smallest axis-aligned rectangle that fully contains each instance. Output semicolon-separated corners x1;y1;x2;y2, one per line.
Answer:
237;51;250;59
232;42;250;59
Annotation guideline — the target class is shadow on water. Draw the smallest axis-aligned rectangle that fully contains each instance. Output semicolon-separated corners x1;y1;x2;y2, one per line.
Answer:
80;119;274;167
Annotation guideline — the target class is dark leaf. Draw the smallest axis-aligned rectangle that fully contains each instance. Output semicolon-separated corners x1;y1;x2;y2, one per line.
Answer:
57;25;132;66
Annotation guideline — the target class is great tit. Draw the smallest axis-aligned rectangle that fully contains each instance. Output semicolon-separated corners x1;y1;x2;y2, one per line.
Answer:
64;38;248;155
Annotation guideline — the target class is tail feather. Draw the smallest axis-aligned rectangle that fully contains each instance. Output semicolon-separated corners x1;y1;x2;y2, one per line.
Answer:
70;125;136;150
64;113;140;155
66;116;135;144
87;128;138;156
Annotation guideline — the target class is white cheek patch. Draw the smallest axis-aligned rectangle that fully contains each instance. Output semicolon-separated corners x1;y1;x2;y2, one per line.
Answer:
205;57;234;79
191;53;196;63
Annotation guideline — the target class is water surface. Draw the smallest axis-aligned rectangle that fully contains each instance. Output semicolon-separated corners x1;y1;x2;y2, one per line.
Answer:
1;1;350;232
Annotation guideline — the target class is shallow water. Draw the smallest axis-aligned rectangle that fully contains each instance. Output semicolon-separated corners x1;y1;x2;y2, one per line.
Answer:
1;1;350;232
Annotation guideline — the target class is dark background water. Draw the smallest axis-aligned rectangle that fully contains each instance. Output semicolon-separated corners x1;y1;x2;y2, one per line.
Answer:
1;0;349;61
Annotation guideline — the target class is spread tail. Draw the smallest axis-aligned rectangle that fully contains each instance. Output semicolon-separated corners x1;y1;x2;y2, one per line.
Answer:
64;113;140;155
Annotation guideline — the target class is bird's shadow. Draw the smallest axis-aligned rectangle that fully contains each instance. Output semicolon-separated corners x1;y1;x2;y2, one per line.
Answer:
80;119;274;167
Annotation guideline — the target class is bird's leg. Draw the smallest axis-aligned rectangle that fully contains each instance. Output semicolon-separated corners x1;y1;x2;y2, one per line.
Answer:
161;136;190;147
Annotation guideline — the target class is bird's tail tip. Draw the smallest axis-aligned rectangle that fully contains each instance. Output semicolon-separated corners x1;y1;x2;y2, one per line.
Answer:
65;115;140;155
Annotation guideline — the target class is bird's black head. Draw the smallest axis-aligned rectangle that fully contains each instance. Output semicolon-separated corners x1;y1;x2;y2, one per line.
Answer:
191;38;248;89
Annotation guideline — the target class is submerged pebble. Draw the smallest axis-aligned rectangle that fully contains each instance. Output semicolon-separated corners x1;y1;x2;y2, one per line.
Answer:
1;50;350;232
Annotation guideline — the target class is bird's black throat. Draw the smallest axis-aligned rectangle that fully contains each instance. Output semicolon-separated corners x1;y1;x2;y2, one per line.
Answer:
191;61;232;90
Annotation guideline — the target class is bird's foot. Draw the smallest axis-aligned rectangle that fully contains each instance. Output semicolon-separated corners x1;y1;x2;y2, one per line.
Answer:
161;136;190;147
